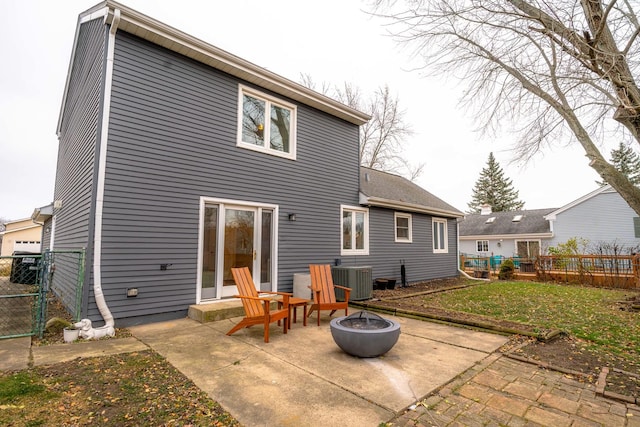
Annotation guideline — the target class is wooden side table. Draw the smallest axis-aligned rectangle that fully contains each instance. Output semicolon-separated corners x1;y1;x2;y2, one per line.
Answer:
286;297;310;329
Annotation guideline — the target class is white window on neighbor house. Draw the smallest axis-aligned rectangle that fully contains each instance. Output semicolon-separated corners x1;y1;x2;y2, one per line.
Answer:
341;205;369;255
477;240;489;252
238;85;296;160
394;212;412;243
432;217;448;254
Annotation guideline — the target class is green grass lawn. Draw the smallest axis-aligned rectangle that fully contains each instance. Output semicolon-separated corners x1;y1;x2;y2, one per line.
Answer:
423;281;640;359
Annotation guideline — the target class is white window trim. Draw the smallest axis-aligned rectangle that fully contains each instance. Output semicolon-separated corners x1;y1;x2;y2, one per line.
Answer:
237;84;297;160
196;196;280;304
432;217;448;254
340;205;369;256
476;240;489;252
394;212;412;243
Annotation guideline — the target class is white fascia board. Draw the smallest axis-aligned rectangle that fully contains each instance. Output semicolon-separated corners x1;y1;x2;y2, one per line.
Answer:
2;224;42;233
31;204;54;223
360;194;464;218
102;1;370;125
58;1;371;136
57;6;111;136
460;233;553;240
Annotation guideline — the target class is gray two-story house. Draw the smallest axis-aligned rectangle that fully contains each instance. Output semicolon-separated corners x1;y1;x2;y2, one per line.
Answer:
36;1;462;327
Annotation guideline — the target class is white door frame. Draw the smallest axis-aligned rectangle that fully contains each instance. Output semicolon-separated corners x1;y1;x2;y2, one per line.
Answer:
196;197;279;303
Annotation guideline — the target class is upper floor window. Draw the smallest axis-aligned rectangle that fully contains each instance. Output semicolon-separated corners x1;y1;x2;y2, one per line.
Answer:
341;205;369;255
395;212;412;243
432;217;448;253
477;240;489;252
238;85;296;160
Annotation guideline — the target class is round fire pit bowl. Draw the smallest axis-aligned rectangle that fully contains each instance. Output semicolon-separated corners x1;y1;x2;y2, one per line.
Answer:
329;311;401;358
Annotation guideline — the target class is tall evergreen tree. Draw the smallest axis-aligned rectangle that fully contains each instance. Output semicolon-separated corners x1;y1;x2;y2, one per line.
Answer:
468;153;524;213
597;143;640;186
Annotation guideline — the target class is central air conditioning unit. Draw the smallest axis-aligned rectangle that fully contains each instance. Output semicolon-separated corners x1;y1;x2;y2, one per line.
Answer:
331;266;373;301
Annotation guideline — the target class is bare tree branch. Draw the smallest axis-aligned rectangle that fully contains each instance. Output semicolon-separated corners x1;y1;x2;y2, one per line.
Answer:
299;77;422;180
370;0;640;215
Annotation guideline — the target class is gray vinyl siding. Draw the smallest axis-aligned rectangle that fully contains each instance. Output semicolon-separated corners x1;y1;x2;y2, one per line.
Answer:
93;32;360;322
549;189;640;252
52;18;105;315
339;208;459;283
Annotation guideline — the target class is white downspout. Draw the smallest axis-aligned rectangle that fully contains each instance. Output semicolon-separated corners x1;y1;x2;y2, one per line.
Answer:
92;8;121;328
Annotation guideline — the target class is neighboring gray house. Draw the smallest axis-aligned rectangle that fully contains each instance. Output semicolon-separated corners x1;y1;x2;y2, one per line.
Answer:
459;207;555;258
35;1;463;327
545;184;640;252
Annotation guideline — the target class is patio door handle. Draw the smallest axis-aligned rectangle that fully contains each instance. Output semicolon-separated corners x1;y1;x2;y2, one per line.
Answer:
253;250;256;260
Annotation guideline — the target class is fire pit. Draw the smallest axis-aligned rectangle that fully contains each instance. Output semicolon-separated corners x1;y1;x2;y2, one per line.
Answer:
329;311;401;358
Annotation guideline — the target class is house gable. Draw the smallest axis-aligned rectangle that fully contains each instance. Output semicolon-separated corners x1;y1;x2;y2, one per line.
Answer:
544;185;640;249
57;0;369;136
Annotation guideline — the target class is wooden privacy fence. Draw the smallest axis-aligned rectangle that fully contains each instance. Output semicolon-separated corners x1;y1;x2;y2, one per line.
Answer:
460;254;640;288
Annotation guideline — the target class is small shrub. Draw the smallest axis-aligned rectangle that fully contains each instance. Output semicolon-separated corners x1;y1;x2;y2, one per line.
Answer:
498;259;515;280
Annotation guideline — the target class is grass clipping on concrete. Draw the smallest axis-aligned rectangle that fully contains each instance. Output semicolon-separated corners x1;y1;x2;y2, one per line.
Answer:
0;350;240;427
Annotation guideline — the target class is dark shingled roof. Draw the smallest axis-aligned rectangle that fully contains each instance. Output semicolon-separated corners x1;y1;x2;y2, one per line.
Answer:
459;208;556;237
359;167;463;217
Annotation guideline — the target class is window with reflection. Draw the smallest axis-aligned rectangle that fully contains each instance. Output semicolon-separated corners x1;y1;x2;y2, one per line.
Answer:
341;205;369;255
238;86;296;159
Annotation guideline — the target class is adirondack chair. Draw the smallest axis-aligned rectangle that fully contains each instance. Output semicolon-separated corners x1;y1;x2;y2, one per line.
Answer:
226;267;290;343
307;264;351;326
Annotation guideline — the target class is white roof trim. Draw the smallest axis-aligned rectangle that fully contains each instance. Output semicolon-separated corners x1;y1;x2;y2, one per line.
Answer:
460;232;553;240
360;193;463;218
31;204;54;223
544;185;613;221
1;224;41;234
57;1;370;135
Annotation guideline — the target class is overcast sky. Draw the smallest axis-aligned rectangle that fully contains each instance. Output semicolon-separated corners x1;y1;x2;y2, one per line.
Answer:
0;0;609;222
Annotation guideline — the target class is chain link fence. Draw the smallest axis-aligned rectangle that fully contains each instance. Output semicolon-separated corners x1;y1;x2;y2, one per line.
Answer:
0;253;43;339
47;250;85;322
0;250;84;339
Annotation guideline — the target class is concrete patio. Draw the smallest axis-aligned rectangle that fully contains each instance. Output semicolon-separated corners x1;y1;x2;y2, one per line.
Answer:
127;312;508;426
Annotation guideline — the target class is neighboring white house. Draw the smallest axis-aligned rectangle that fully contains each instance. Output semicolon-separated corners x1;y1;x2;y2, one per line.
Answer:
459;206;555;258
459;185;640;258
0;218;42;256
545;184;640;252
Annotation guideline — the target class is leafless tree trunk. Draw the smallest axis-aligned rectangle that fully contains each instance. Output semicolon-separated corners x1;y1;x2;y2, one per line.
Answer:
371;0;640;214
300;74;421;180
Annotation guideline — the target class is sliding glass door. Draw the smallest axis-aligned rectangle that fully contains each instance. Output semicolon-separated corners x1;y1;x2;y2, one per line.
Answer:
199;201;275;301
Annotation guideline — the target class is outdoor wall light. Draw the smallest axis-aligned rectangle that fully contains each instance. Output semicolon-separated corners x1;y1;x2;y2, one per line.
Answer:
126;288;138;297
288;213;297;221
